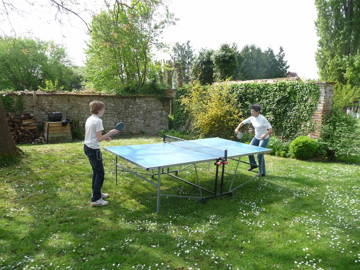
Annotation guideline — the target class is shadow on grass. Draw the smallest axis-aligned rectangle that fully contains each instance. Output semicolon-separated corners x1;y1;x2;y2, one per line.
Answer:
1;146;185;269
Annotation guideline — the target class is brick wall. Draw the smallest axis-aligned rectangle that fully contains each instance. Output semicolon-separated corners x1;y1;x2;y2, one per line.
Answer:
309;82;334;139
6;91;172;136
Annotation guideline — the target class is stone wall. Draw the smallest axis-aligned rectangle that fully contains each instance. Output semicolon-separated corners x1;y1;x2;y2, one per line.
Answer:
6;91;172;136
309;82;334;139
4;82;333;140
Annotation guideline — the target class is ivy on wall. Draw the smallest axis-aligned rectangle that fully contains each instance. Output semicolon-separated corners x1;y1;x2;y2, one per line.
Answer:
179;81;320;140
230;81;321;139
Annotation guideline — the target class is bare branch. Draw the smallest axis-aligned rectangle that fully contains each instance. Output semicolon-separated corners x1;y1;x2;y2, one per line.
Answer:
49;0;91;32
113;0;141;10
1;0;17;35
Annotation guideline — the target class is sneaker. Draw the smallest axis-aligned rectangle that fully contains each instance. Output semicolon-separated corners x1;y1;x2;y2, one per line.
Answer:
90;198;109;207
248;165;258;171
101;193;110;199
256;173;265;177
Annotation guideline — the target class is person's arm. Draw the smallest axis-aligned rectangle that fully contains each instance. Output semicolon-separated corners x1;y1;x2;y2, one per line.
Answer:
259;128;272;140
259;118;272;139
96;129;119;142
235;117;251;133
95;119;119;142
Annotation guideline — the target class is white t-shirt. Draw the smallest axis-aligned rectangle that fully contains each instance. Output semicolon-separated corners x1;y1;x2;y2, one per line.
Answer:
241;114;272;140
84;114;104;149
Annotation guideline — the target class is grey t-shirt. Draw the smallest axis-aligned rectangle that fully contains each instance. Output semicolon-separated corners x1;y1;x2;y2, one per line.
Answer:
84;114;104;149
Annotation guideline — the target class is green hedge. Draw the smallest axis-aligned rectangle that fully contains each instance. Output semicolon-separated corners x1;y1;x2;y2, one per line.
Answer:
289;136;320;160
176;81;320;140
229;81;320;139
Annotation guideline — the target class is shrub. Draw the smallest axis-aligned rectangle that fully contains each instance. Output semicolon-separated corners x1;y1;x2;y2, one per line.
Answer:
268;136;290;157
320;109;360;160
181;82;242;138
236;132;253;143
70;119;85;140
0;95;24;113
289;136;319;160
0;95;14;112
169;86;190;130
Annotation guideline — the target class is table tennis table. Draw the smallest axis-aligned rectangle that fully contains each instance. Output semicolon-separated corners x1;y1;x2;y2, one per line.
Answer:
104;135;272;212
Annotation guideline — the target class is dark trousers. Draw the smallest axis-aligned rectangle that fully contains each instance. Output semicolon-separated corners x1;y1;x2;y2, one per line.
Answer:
84;144;104;202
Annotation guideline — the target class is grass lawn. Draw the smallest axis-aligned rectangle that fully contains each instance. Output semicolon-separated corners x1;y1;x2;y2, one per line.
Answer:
0;137;359;270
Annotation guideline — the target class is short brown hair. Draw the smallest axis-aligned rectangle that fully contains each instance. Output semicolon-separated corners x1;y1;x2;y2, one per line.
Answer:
89;100;105;114
250;104;261;112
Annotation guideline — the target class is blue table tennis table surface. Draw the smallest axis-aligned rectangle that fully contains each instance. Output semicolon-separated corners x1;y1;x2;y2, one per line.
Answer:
104;137;271;170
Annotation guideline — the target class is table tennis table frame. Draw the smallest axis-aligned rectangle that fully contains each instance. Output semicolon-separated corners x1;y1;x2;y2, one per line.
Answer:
106;135;271;213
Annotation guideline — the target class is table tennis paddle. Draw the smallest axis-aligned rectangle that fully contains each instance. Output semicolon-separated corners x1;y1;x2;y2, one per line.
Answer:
115;122;125;131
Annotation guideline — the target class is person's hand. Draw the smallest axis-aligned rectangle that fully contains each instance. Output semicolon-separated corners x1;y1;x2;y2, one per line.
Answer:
259;134;267;140
105;137;112;142
109;129;120;136
234;128;239;134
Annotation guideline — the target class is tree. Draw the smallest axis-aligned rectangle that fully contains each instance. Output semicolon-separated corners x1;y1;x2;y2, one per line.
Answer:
213;44;239;81
191;49;215;85
0;99;21;167
85;0;174;93
275;47;289;77
0;37;81;91
170;41;194;87
239;45;289;80
239;45;267;80
0;0;89;165
315;0;360;107
263;47;289;78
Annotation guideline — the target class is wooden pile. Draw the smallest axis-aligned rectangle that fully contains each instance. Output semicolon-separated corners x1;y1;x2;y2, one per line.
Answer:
7;113;44;144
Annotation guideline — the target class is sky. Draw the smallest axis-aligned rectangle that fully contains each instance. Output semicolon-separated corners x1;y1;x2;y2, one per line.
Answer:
0;0;319;79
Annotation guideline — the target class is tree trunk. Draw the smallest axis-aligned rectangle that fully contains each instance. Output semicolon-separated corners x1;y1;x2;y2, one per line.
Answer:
0;99;21;166
175;62;184;87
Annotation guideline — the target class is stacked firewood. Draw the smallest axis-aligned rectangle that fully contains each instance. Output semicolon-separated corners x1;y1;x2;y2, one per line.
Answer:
7;113;45;144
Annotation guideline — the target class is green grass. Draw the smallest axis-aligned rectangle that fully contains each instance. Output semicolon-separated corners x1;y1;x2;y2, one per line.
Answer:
0;137;359;270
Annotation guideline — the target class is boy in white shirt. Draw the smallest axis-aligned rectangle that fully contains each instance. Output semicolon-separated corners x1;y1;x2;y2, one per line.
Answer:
235;104;272;177
84;100;119;206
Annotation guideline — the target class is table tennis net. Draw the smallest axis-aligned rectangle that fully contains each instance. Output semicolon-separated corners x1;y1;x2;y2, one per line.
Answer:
164;135;227;159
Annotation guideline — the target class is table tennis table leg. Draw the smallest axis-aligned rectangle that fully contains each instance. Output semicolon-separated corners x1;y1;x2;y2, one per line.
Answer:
229;158;241;191
220;161;226;194
156;167;161;213
194;164;202;197
214;162;219;196
115;156;118;185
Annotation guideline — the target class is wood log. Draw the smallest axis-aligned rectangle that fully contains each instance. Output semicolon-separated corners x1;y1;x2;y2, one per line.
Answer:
6;113;42;144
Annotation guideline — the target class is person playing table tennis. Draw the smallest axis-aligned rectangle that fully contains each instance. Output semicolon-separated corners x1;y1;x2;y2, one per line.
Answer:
83;100;123;207
234;104;272;177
